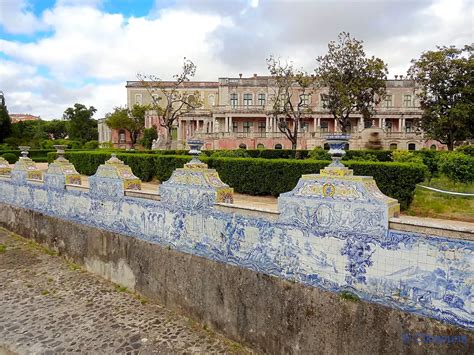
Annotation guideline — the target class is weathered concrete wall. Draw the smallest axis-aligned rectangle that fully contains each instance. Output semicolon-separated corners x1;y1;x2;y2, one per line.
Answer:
0;203;471;354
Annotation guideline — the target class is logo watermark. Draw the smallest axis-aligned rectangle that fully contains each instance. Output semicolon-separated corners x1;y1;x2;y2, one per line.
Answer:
402;333;468;345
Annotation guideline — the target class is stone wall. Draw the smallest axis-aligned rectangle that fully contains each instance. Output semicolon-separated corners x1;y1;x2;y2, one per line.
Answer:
0;204;471;354
0;152;472;352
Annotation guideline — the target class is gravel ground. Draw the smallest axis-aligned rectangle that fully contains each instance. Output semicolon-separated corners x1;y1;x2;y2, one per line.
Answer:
0;227;254;354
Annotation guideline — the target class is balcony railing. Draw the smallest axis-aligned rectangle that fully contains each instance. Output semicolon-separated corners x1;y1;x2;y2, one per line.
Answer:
213;105;268;113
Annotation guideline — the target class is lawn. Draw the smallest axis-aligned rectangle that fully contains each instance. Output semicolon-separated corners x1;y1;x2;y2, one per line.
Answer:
404;176;474;222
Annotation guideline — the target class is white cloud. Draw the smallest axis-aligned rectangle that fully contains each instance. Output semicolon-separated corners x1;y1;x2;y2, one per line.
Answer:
0;0;471;120
0;0;46;34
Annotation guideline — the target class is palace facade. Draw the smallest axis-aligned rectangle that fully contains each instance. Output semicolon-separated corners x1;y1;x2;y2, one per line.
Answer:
99;75;444;151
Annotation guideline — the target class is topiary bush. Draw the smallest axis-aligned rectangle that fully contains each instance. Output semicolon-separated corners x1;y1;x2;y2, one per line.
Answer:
1;153;17;164
392;150;424;165
211;149;250;158
308;147;331;160
439;153;474;183
83;140;99;149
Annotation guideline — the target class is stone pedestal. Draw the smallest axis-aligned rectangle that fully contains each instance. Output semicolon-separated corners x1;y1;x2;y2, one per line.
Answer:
0;157;11;177
160;139;233;210
89;154;141;198
11;146;43;183
278;137;399;237
44;145;81;189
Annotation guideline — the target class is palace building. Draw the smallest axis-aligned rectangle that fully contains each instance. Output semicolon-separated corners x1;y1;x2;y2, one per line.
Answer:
99;75;444;151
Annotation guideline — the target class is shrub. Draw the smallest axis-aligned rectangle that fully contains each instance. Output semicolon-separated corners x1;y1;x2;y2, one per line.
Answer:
392;150;424;165
83;140;99;149
309;147;331;160
344;150;393;162
211;149;250;158
1;153;17;164
439;153;474;183
413;150;444;178
140;128;158;150
456;145;474;157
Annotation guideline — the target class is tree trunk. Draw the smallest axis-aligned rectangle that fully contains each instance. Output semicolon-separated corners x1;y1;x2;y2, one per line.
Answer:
165;126;173;150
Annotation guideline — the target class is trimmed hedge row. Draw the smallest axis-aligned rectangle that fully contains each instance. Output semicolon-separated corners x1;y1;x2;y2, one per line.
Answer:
48;151;426;209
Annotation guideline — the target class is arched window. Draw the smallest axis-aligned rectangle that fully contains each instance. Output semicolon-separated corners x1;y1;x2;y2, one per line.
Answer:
119;129;126;144
323;143;330;150
408;143;416;151
389;143;397;150
208;94;215;106
275;143;283;149
239;143;247;149
257;143;265;149
430;144;437;151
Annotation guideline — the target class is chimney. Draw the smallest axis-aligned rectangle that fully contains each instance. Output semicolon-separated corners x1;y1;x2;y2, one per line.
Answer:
239;73;242;78
394;75;398;80
253;73;257;78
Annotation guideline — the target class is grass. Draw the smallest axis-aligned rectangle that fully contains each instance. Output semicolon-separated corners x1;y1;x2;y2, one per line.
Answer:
340;291;360;302
0;244;6;253
405;175;474;222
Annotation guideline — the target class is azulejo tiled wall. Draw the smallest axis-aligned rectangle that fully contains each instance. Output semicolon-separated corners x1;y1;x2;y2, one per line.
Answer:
0;171;472;330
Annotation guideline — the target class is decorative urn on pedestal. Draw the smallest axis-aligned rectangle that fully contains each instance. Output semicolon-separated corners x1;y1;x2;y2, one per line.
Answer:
11;146;43;181
278;133;399;236
44;145;82;187
159;139;233;209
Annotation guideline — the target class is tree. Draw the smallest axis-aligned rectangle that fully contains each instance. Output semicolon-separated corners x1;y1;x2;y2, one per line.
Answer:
315;32;388;133
105;104;149;145
43;119;68;139
63;104;98;142
267;56;316;150
137;58;202;149
140;126;158;149
408;45;473;150
0;92;11;143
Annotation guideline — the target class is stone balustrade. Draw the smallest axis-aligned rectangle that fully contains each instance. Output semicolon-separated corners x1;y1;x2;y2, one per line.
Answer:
0;150;472;331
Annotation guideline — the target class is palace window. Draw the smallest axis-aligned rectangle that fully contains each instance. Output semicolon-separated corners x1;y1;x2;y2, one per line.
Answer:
230;93;238;107
208;95;215;106
300;121;309;132
258;93;266;106
119;130;126;144
404;95;412;107
320;121;329;133
300;94;309;107
135;94;142;105
405;120;413;132
258;121;266;133
243;121;252;133
275;143;283;149
243;93;252;106
430;144;437;151
232;121;238;132
239;143;247;149
389;143;398;150
384;95;393;108
408;143;416;151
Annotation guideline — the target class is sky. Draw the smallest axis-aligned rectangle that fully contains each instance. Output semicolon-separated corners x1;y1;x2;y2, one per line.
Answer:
0;0;472;120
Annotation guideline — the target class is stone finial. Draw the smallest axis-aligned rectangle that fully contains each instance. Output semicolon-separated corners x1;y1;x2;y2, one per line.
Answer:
278;135;399;236
89;153;141;198
44;145;81;188
11;146;43;182
0;157;11;177
160;139;233;209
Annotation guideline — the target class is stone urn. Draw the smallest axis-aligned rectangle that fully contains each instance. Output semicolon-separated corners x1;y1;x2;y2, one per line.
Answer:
325;134;350;167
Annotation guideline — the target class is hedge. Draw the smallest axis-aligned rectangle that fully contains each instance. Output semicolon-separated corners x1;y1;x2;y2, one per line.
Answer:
439;153;474;183
48;151;426;209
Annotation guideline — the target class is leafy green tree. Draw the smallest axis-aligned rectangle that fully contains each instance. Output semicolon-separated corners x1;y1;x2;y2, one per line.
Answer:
267;56;316;150
408;45;473;150
140;127;158;149
63;104;98;142
138;58;202;149
315;32;388;133
44;119;68;139
0;93;11;143
105;104;149;145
